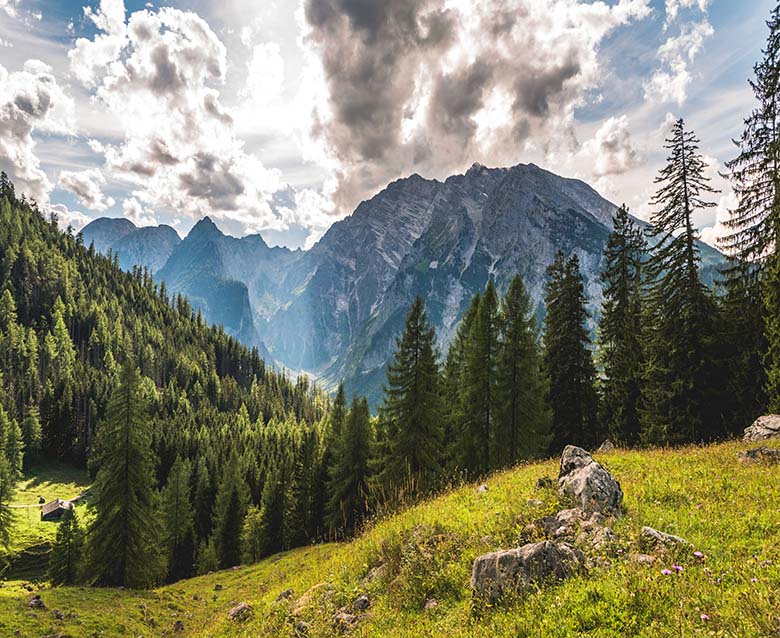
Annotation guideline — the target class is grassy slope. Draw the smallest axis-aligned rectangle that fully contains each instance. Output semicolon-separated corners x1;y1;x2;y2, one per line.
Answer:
2;440;779;638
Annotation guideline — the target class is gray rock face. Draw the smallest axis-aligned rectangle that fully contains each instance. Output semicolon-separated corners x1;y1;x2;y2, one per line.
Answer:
471;541;584;602
558;446;623;516
743;415;780;442
228;602;253;621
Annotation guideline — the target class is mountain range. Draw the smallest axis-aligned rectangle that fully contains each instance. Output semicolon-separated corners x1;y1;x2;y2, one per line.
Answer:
81;161;726;405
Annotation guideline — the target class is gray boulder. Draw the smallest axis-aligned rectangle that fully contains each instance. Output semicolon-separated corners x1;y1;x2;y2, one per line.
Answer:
227;602;253;622
471;541;584;602
640;526;689;548
558;446;623;516
738;446;780;463
743;415;780;442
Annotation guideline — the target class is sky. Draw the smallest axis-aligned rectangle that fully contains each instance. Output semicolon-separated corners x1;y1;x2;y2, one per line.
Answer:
0;0;774;249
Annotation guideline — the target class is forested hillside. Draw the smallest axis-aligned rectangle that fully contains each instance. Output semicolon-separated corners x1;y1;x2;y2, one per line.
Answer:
0;178;328;582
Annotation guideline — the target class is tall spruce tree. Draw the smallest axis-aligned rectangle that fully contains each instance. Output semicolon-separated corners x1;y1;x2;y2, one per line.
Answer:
495;275;551;464
87;362;166;587
161;456;195;582
543;251;599;451
49;508;83;586
598;206;647;444
375;297;443;493
326;396;371;536
461;281;500;474
211;450;250;569
0;452;12;547
722;5;780;410
642;119;722;443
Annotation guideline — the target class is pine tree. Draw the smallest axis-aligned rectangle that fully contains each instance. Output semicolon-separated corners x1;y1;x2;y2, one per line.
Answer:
495;275;551;464
161;456;195;581
49;508;83;586
0;453;12;547
240;505;265;564
460;281;500;474
21;405;42;462
193;458;215;542
598;206;647;444
0;405;23;479
87;362;166;588
375;297;443;493
722;5;780;410
257;466;287;556
211;451;249;569
326;396;371;536
543;251;599;451
642;119;722;443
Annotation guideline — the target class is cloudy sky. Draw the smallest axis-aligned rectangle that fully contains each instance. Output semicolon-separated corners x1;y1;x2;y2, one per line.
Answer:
0;0;773;249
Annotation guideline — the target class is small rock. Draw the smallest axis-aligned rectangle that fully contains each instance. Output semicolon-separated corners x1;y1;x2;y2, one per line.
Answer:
52;609;64;620
192;594;200;601
641;526;689;548
526;498;544;507
423;598;439;611
743;414;780;442
558;446;623;516
24;584;34;592
211;594;218;602
173;620;185;633
295;620;310;635
361;564;387;586
228;602;253;622
28;595;45;609
535;477;554;490
596;439;616;453
471;540;585;602
738;446;780;464
332;610;358;631
477;483;489;493
214;583;223;591
353;594;370;611
634;553;656;565
275;588;294;602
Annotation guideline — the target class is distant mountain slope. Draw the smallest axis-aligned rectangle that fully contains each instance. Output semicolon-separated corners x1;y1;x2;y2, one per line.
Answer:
96;162;727;403
80;217;137;254
81;218;182;274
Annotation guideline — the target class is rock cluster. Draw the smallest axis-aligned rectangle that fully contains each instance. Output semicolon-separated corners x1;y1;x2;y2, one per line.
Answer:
738;446;780;463
227;602;253;622
558;445;624;515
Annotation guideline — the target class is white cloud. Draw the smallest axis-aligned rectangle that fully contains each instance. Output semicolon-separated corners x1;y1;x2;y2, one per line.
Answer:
300;0;653;211
49;202;91;232
646;17;713;105
122;196;157;226
0;59;75;203
0;0;20;18
700;191;736;250
58;168;115;211
242;42;284;105
665;0;710;28
67;0;291;235
581;115;642;178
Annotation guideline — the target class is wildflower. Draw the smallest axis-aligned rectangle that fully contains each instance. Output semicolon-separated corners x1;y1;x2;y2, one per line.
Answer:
701;613;709;621
751;577;758;583
672;564;683;572
661;569;673;575
693;551;704;559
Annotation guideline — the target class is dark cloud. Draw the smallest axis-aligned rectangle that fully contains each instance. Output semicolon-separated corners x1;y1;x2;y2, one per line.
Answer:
429;59;493;140
179;152;245;211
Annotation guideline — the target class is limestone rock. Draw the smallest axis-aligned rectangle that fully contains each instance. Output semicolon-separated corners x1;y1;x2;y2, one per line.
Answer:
424;598;439;611
596;439;616;453
28;595;45;609
558;446;623;516
743;414;780;442
275;588;294;602
227;602;253;622
738;446;780;463
471;540;585;602
641;526;689;548
477;483;489;493
353;594;370;611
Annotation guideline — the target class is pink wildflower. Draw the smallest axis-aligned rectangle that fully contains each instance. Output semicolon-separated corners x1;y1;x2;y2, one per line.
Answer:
672;564;683;572
693;551;704;559
701;613;709;621
661;568;672;575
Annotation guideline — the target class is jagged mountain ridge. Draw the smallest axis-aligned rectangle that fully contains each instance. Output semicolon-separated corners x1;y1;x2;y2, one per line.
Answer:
81;218;181;273
81;162;726;405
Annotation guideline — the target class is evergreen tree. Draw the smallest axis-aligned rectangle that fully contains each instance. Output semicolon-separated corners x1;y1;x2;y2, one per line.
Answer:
326;396;371;536
0;453;12;547
722;5;780;410
543;251;599;451
240;505;265;564
193;458;215;543
495;275;551;464
161;456;195;581
642;119;722;443
49;508;83;586
459;281;500;475
375;297;443;493
21;405;42;463
87;362;166;588
257;467;287;556
0;405;23;479
211;451;249;569
598;206;647;444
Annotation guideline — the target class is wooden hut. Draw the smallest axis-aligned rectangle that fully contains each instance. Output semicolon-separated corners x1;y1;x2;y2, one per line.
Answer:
40;499;74;521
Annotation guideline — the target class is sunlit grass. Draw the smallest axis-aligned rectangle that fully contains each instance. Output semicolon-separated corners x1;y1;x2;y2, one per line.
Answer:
1;440;779;637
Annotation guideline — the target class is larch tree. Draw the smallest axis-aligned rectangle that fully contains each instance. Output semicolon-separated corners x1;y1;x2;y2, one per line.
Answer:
543;251;599;451
598;206;647;445
211;450;250;569
49;508;83;586
722;4;780;411
87;361;166;588
495;275;551;464
375;297;443;494
642;119;722;444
